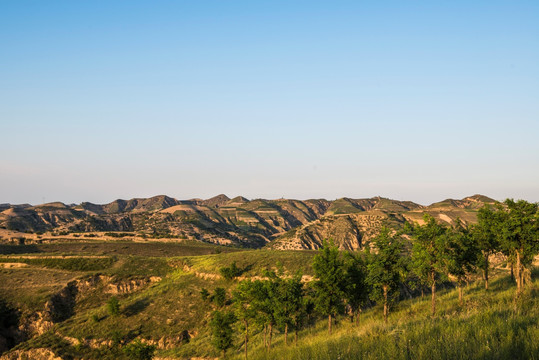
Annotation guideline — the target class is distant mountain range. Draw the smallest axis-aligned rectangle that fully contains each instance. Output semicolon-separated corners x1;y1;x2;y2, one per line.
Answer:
0;194;497;250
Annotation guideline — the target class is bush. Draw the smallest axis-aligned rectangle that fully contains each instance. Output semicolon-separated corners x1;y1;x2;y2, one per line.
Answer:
219;261;242;280
212;287;227;307
123;339;155;360
107;296;120;316
200;288;210;301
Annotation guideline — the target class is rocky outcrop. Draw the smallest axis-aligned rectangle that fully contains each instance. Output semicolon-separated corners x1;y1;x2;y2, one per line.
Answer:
106;276;161;294
0;348;61;360
138;330;190;349
10;274;162;352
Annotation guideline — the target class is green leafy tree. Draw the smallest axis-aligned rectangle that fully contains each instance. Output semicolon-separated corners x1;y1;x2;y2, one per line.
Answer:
232;281;257;359
210;310;236;358
366;228;405;323
471;205;502;290
499;199;538;295
411;214;448;316
445;220;480;305
273;272;304;346
344;251;368;325
312;240;347;334
247;279;277;350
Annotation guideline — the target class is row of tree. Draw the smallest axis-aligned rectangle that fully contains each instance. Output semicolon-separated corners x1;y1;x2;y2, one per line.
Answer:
208;199;538;358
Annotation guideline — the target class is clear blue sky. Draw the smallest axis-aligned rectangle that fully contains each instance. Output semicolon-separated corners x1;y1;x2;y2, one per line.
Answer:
1;1;538;205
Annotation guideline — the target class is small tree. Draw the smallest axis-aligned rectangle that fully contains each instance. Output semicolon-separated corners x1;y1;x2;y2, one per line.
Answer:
107;296;120;316
232;281;257;360
248;279;276;349
499;199;538;295
445;220;479;305
411;214;448;316
210;310;236;357
471;205;502;290
366;228;405;323
312;240;347;334
273;272;304;346
343;251;368;325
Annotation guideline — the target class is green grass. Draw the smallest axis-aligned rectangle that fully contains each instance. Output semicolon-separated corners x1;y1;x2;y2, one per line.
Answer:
0;241;242;257
0;256;117;271
107;256;172;277
2;244;537;360
0;267;86;312
226;275;539;360
179;249;316;277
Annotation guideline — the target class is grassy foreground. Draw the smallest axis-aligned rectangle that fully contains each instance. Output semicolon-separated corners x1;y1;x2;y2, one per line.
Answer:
1;243;537;360
223;274;538;360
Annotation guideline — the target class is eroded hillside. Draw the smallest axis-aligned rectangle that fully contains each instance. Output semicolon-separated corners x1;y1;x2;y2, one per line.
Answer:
0;195;497;250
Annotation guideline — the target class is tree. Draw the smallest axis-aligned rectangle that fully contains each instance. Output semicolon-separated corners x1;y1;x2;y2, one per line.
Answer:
499;199;538;295
411;214;448;316
273;272;304;346
312;240;347;334
210;310;236;357
247;279;277;350
366;228;405;323
471;205;502;290
232;281;257;360
445;220;479;305
343;251;368;325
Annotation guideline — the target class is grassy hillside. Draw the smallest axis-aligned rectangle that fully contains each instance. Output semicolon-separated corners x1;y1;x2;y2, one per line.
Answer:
1;240;537;359
235;274;538;360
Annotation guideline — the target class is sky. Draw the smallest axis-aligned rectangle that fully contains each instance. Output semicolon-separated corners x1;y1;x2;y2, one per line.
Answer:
1;1;538;205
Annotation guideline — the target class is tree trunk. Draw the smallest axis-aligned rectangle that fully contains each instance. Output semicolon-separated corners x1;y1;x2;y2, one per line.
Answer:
294;323;298;346
431;271;436;316
263;324;267;348
268;323;273;350
284;323;288;346
510;261;514;282
484;253;489;290
516;249;522;295
421;287;424;299
244;319;248;360
328;314;332;335
383;284;389;324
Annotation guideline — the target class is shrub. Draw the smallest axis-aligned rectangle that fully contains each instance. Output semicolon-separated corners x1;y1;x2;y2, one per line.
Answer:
107;296;120;316
219;261;242;280
200;288;210;301
212;287;227;307
123;339;155;360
